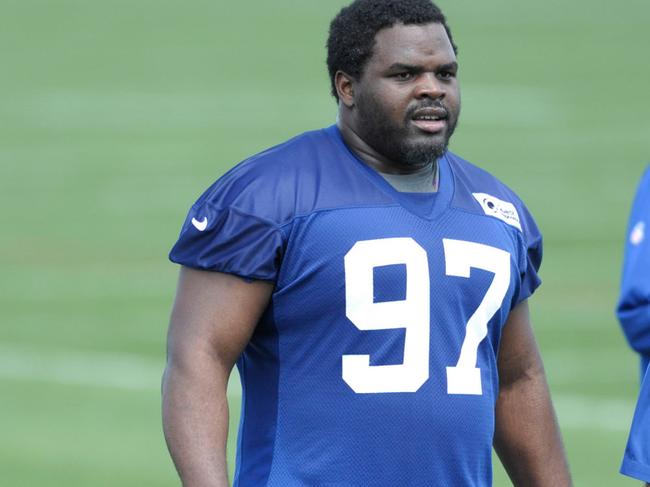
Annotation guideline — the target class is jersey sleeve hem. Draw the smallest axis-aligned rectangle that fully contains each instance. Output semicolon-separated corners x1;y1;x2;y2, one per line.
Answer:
513;279;541;306
169;262;278;283
621;456;650;482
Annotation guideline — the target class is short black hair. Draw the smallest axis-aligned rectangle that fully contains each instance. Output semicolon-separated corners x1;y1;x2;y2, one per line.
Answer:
326;0;457;100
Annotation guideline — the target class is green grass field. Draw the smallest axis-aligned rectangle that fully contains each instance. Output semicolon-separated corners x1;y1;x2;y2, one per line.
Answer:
2;0;649;485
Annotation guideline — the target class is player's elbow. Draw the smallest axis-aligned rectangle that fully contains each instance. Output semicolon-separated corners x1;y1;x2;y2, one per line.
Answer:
499;359;546;392
166;338;227;379
617;303;650;355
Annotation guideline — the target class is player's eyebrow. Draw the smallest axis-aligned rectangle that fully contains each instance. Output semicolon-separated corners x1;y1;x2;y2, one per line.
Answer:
438;62;459;72
387;63;422;73
387;61;458;73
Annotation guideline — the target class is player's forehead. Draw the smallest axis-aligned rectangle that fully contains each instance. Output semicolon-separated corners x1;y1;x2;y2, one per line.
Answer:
368;22;456;70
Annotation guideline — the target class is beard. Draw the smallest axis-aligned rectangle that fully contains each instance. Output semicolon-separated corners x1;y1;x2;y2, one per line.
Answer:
354;91;459;168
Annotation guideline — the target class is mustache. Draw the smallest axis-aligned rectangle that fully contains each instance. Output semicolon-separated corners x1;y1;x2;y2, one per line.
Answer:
405;100;449;119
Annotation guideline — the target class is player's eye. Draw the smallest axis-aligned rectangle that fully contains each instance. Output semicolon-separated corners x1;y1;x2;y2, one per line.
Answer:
392;72;414;81
437;71;456;80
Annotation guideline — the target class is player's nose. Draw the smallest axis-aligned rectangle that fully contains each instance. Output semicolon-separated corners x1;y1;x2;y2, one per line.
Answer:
413;73;445;99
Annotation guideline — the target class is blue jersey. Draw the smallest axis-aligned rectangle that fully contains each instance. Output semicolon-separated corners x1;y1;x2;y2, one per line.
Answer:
622;366;650;481
617;166;650;376
170;125;542;486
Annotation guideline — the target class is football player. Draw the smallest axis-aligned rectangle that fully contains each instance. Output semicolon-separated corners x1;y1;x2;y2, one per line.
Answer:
162;1;572;485
617;166;650;378
618;166;650;484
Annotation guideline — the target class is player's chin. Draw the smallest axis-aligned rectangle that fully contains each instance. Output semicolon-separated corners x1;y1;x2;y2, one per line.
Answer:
406;124;447;142
402;139;448;164
398;125;448;151
407;130;448;149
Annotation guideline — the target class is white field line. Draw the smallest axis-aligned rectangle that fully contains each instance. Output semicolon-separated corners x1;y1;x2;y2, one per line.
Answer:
0;344;241;396
0;344;164;391
0;344;636;431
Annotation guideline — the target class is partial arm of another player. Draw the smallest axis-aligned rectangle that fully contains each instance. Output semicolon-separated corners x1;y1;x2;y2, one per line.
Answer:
162;267;274;487
493;300;572;487
617;249;650;372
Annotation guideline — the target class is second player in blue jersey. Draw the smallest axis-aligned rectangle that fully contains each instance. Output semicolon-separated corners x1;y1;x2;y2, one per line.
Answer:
618;166;650;484
617;166;650;377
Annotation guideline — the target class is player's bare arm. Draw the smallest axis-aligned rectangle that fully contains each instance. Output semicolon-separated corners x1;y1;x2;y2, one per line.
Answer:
493;300;572;486
162;267;273;487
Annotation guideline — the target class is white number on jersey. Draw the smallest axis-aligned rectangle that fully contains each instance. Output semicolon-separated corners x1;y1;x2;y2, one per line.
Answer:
343;238;430;393
342;237;510;395
443;239;511;394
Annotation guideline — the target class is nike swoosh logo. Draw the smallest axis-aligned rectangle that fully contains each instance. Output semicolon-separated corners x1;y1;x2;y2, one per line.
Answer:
191;217;208;231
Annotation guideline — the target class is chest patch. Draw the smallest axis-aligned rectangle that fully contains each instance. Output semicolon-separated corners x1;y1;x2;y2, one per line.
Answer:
472;193;522;231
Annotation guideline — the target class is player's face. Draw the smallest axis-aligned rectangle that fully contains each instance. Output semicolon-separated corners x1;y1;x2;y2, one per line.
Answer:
353;22;460;168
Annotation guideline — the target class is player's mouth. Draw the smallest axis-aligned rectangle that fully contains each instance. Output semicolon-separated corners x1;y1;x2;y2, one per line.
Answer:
410;106;448;133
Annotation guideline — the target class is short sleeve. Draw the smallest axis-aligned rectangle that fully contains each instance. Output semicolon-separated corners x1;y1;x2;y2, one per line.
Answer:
169;201;284;282
515;204;543;305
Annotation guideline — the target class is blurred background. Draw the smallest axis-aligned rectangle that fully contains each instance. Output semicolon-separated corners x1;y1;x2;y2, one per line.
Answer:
1;0;648;485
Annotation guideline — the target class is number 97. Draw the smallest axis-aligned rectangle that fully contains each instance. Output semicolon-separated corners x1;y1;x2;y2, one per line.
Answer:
343;237;511;395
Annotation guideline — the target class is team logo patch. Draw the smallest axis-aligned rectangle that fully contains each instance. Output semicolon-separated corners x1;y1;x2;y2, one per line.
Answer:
472;193;522;231
630;221;645;246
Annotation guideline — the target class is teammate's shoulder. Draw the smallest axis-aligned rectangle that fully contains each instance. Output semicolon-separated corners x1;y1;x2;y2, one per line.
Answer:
641;163;650;179
446;151;535;234
636;164;650;191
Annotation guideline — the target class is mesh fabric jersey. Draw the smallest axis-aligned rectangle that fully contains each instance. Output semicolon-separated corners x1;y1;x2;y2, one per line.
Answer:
170;125;542;486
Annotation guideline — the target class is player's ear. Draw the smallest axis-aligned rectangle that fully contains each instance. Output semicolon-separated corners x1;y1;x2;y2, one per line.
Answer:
335;71;356;108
